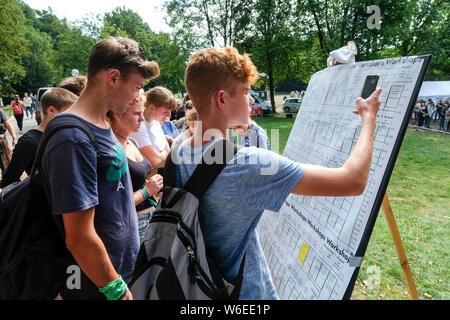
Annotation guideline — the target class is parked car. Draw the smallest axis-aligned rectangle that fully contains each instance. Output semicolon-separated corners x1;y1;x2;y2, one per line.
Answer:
283;98;302;113
250;90;272;114
35;87;53;125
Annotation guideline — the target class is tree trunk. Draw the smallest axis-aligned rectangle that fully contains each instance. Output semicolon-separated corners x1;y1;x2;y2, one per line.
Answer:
200;1;215;47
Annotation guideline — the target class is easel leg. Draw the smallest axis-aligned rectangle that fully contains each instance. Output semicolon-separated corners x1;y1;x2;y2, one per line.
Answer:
381;193;419;300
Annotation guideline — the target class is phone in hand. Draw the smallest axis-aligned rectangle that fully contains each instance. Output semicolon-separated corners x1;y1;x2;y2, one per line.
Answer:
361;75;379;99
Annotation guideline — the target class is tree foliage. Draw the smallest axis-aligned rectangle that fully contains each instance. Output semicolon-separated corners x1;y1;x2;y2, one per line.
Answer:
0;0;28;93
99;6;188;92
2;0;449;97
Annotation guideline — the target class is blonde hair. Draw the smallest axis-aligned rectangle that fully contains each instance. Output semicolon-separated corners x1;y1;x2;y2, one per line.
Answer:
87;36;160;81
185;108;198;123
185;47;259;114
145;86;176;110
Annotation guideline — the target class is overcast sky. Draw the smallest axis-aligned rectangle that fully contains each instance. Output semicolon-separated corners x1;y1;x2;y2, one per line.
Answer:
23;0;172;33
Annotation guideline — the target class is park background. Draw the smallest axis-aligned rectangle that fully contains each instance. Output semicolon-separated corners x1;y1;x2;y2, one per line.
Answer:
0;0;448;300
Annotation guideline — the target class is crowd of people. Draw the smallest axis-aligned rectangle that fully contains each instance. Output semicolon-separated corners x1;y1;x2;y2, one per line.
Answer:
412;98;450;131
2;92;38;134
0;36;383;300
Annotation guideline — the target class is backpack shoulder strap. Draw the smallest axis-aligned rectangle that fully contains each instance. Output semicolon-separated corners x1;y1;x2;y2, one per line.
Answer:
30;114;99;178
163;139;241;200
230;251;246;299
184;139;241;200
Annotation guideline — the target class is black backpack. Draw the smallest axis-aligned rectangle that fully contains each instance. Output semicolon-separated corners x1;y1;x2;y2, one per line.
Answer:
130;139;246;300
0;114;98;300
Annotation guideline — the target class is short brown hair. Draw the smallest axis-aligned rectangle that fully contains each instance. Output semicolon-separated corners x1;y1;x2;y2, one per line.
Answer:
58;75;87;96
87;37;160;80
185;47;259;114
40;88;78;115
145;86;176;110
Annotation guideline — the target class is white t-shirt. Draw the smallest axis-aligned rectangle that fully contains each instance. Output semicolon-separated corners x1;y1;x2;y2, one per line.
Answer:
24;97;32;107
171;130;191;153
130;120;168;152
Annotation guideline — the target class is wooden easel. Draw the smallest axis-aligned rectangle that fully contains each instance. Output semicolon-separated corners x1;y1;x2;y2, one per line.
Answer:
381;193;419;300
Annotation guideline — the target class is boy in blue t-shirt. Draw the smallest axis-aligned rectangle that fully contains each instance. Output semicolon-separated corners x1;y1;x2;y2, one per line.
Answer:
41;37;160;300
228;113;270;150
174;46;382;299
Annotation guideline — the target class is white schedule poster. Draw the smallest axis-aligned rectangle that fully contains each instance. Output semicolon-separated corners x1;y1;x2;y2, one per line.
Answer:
259;56;431;299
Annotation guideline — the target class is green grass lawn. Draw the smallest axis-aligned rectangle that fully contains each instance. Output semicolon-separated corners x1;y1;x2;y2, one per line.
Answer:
255;115;450;300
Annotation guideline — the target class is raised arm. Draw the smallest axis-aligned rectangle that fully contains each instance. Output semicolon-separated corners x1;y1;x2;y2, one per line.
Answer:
292;88;382;196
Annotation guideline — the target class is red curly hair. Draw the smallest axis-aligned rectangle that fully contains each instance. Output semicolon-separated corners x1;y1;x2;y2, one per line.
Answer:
185;47;259;115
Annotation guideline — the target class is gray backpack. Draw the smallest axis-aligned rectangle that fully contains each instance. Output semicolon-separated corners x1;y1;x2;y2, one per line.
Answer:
130;140;245;300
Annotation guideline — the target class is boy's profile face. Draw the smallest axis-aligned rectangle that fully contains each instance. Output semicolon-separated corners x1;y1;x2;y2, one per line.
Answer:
111;71;146;114
225;81;254;128
150;105;172;124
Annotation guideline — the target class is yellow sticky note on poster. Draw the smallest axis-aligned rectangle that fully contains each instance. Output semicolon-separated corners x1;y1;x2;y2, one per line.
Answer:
298;242;310;264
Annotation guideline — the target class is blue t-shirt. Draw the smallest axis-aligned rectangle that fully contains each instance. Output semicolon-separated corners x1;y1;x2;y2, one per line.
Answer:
40;114;139;299
175;138;304;299
228;122;271;150
162;121;180;139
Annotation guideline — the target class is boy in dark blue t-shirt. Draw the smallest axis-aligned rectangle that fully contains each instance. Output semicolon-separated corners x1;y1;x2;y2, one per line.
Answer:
41;37;160;300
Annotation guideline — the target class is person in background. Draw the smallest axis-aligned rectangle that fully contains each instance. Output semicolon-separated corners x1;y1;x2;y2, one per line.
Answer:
23;92;33;119
418;101;425;127
413;101;421;124
228;106;270;150
435;100;443;123
425;100;433;128
107;91;163;242
59;75;88;97
447;104;450;131
170;98;181;121
130;86;175;169
0;105;18;183
0;88;77;188
161;99;180;146
440;103;448;131
171;107;197;152
175;94;190;120
173;100;194;134
30;93;37;114
9;95;25;134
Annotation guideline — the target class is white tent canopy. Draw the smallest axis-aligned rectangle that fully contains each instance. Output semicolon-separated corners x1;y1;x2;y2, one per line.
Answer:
417;81;450;100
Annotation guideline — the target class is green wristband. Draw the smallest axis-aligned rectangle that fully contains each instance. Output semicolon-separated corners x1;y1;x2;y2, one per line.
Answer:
148;197;158;208
98;276;128;300
140;187;150;200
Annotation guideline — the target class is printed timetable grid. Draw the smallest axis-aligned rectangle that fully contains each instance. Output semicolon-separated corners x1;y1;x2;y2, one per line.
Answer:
259;212;343;300
259;56;427;299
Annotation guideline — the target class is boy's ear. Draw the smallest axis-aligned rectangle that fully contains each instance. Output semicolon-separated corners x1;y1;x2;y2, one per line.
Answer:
215;90;226;110
106;69;121;86
46;106;56;115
